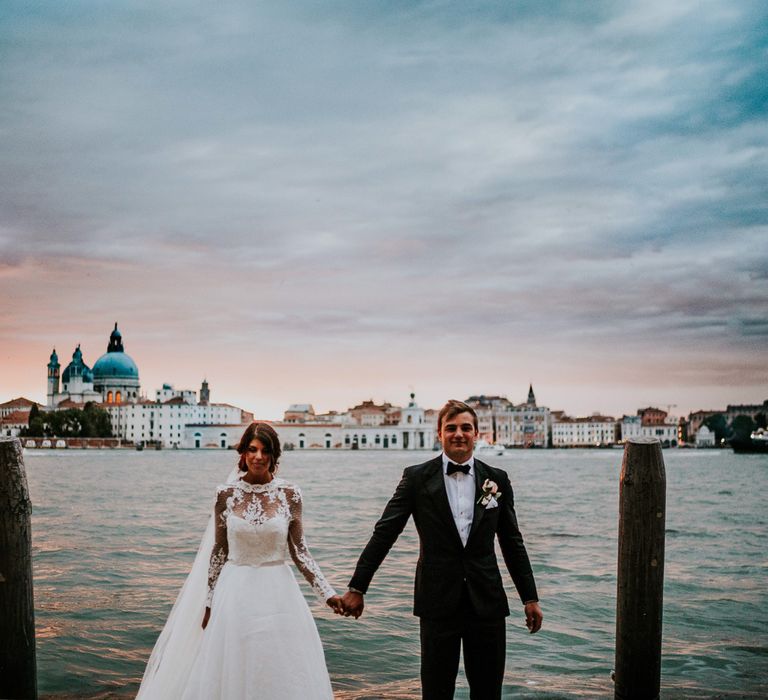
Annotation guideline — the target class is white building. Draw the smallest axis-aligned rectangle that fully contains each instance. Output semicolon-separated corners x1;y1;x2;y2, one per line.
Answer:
183;422;254;449
620;415;678;446
185;394;437;451
0;397;40;420
156;383;198;405
620;415;642;441
695;425;716;448
0;398;38;438
467;386;550;448
551;415;617;447
107;391;250;448
47;346;102;406
284;393;435;450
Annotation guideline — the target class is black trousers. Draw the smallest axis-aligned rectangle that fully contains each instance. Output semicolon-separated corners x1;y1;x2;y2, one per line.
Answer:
419;588;506;700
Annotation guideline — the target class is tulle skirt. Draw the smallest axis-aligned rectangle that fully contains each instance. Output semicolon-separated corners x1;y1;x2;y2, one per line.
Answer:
181;561;334;700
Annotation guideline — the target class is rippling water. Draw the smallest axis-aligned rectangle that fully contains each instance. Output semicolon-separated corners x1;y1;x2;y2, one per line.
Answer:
24;448;768;698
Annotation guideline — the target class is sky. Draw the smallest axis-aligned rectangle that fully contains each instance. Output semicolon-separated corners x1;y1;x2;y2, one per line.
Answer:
1;0;767;420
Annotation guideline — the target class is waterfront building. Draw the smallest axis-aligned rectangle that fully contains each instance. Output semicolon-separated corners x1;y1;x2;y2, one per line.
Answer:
695;425;716;448
267;422;345;450
551;415;617;447
283;404;343;424
92;323;140;404
637;406;668;425
283;404;316;423
466;385;549;447
347;399;400;427
284;394;432;450
621;408;678;446
47;345;102;406
0;397;42;437
187;393;437;451
508;385;549;447
464;395;512;443
725;401;768;424
106;381;251;448
42;324;250;448
687;409;723;441
0;397;40;419
156;383;197;404
621;415;642;441
47;323;140;407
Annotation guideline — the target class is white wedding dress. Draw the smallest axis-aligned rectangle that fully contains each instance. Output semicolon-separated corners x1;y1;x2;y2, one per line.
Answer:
137;476;336;700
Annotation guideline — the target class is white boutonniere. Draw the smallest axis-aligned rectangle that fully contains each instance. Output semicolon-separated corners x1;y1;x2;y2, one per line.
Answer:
477;479;501;509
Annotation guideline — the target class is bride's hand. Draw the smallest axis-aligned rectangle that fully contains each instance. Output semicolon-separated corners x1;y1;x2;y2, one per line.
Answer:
326;595;344;615
202;606;211;629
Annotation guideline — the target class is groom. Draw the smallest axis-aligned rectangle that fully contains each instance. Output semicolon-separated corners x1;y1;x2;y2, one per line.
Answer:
341;399;543;699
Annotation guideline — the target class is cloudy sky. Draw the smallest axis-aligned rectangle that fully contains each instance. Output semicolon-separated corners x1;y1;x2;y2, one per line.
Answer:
1;0;766;419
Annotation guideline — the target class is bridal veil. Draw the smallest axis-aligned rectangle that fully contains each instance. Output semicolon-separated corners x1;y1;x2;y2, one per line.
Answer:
135;466;240;699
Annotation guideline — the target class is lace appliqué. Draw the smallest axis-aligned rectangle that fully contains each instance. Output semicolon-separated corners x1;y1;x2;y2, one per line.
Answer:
205;480;335;605
286;486;335;602
206;485;232;605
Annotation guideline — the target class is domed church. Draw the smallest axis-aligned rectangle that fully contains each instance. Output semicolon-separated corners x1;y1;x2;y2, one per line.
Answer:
93;323;140;403
47;323;141;407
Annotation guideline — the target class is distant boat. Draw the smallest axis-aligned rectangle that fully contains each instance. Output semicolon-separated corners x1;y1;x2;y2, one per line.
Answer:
474;440;507;457
730;428;768;454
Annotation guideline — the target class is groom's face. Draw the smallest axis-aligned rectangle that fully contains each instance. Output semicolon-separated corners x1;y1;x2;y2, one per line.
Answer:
438;411;478;463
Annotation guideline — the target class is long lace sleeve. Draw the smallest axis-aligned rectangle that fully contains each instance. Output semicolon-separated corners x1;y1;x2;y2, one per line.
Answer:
286;486;336;602
206;486;230;605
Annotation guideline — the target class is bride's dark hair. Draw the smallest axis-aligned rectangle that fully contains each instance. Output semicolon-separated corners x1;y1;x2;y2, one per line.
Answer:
236;422;282;473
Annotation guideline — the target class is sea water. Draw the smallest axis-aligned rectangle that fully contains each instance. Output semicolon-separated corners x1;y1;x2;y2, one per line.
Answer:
24;448;768;698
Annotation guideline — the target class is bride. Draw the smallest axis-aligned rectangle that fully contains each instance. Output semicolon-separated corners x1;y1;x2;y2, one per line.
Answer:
137;422;343;699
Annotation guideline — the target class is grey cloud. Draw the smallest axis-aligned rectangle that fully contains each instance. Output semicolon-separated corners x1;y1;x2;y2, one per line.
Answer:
1;0;767;410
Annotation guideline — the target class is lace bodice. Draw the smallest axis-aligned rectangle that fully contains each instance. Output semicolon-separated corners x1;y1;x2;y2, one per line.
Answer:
206;477;336;605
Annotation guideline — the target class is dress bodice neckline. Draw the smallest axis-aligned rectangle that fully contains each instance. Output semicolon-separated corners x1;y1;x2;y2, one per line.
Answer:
233;476;286;493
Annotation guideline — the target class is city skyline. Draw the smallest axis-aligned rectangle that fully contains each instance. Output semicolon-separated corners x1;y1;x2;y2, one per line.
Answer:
1;2;766;420
3;321;764;421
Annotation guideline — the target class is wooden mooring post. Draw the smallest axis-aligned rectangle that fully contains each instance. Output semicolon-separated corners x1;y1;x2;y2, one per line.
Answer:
614;437;666;700
0;437;37;700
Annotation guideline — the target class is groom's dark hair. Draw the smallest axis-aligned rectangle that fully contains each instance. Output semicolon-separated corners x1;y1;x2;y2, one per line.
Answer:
236;422;282;472
437;400;478;432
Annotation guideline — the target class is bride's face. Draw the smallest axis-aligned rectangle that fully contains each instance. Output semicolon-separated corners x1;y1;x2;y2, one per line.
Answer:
244;437;272;481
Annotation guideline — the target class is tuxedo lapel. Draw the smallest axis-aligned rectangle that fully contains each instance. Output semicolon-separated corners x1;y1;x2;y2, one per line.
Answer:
422;456;464;548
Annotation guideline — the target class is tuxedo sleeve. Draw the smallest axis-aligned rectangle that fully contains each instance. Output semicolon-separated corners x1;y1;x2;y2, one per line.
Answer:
348;467;415;594
496;470;539;604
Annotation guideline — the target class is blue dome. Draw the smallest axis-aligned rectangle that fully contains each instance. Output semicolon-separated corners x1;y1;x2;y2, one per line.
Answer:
62;345;93;383
62;364;94;383
93;352;139;379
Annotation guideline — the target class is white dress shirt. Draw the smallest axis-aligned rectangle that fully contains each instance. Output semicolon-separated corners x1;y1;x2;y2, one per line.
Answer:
441;453;475;547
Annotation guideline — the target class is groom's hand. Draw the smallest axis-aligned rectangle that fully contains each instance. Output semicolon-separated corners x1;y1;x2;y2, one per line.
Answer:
340;590;364;619
524;601;543;633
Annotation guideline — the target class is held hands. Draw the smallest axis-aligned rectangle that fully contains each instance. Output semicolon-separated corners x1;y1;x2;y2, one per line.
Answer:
524;601;543;634
327;592;363;618
325;590;364;618
326;595;345;615
339;590;364;619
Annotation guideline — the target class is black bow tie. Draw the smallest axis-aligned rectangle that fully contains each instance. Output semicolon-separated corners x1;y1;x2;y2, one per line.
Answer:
447;462;470;476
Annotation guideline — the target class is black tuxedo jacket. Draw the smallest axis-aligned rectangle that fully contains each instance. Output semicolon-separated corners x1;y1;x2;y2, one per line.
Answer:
348;455;538;619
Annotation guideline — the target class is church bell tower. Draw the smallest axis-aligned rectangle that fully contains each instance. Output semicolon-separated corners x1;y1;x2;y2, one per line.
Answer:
47;348;60;407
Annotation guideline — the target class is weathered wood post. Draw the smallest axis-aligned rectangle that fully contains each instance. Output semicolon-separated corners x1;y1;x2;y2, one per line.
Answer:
0;437;37;700
614;437;666;700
